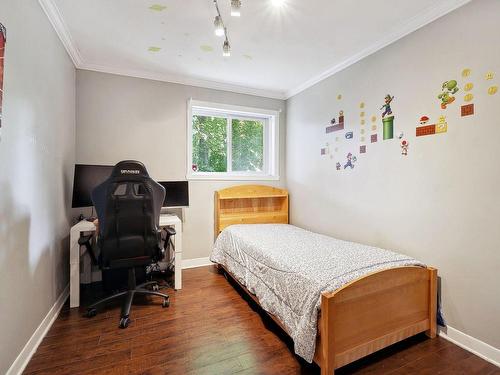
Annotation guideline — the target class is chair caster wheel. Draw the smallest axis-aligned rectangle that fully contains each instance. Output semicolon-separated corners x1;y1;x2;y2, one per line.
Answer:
152;284;159;292
119;317;130;329
86;308;97;318
162;298;170;308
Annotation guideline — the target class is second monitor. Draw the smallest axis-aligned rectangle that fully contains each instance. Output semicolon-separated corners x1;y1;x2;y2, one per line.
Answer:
158;181;189;208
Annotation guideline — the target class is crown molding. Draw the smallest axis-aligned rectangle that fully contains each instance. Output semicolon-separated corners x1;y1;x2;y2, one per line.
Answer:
39;0;471;102
285;0;472;99
79;62;288;100
38;0;83;66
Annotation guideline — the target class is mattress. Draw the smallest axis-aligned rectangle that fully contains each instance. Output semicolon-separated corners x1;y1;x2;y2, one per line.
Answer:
210;224;424;363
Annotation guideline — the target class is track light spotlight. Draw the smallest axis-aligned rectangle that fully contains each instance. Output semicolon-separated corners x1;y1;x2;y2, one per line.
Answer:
231;0;241;17
223;39;231;57
214;15;225;37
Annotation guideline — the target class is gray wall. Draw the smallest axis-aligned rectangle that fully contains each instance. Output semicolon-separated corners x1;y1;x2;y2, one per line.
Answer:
0;1;76;373
286;0;500;348
75;70;286;260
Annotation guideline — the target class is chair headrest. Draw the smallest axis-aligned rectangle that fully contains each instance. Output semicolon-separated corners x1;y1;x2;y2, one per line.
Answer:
111;160;150;179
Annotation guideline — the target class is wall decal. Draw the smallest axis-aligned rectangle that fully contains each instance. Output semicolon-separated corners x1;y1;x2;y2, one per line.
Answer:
380;94;395;140
416;116;447;137
345;131;353;139
438;80;459;109
336;162;341;170
359;102;365;109
360;145;366;154
149;4;167;11
148;46;162;52
485;72;494;80
371;115;377;123
360;111;365;117
488;86;498;95
337;94;342;100
371;134;378;143
344;153;356;169
326;110;345;133
461;103;474;117
371;125;377;131
398;131;404;139
462;68;471;78
321;148;327;155
416;124;436;137
360;119;365;125
0;23;5;130
436;116;448;133
360;136;365;142
419;116;429;125
360;129;365;135
401;140;409;156
464;93;474;102
464;82;473;91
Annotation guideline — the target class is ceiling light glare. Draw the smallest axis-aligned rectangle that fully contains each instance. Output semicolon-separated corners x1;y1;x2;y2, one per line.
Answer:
214;15;225;36
271;0;285;6
223;40;231;57
231;0;241;16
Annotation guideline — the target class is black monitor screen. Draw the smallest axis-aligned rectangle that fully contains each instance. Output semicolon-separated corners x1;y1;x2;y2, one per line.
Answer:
72;164;114;208
158;181;189;207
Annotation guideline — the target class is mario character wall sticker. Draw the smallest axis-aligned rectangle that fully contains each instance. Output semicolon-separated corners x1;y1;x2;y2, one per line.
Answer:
344;153;356;169
438;80;459;109
380;94;395;140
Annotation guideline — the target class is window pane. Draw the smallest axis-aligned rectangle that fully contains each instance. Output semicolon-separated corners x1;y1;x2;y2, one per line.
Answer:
231;119;264;172
192;115;227;172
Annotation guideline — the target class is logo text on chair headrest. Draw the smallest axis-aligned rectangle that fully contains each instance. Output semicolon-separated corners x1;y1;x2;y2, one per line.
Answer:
120;169;140;175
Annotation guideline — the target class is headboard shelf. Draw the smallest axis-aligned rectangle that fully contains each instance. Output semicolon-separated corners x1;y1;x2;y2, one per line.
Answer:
214;185;289;237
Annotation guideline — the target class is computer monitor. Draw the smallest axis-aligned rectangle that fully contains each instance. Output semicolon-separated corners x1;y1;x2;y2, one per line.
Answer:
72;164;114;208
158;181;189;207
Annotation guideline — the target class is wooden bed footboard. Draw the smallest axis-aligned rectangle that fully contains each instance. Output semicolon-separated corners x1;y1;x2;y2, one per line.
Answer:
315;266;437;375
213;185;438;375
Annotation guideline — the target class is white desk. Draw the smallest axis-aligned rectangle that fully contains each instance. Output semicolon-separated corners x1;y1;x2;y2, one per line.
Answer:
69;214;182;308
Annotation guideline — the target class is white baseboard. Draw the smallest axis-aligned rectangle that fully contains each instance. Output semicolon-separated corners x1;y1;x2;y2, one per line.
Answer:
439;326;500;367
182;257;213;269
6;285;69;375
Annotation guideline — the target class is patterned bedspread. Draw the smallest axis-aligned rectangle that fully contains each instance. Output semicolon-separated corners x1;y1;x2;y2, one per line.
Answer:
210;224;424;362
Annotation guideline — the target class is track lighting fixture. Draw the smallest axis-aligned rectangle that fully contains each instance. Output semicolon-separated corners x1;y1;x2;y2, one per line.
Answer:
214;15;225;37
223;38;231;57
231;0;242;17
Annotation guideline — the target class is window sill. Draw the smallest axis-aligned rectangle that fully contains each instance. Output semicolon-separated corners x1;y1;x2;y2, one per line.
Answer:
186;173;280;181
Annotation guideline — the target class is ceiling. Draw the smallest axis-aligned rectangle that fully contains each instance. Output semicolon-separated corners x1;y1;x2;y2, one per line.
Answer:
41;0;470;99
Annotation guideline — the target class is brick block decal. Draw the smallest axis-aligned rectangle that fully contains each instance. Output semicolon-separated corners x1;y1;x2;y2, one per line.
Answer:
416;124;436;137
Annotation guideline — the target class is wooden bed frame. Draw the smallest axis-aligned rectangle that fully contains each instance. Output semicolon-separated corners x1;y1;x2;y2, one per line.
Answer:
214;185;437;375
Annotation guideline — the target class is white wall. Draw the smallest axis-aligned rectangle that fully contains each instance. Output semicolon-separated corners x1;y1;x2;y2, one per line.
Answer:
286;0;500;349
75;70;286;260
0;1;76;373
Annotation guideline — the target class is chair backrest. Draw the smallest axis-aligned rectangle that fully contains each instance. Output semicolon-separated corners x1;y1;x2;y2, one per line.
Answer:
91;160;165;269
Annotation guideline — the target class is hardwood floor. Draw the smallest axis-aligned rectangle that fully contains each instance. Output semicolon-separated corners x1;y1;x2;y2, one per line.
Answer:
25;266;498;375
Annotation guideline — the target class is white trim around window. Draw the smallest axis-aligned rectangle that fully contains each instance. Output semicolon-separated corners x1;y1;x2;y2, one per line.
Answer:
187;99;280;181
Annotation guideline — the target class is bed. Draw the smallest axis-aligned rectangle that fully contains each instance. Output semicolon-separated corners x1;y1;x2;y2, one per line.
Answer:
212;185;437;375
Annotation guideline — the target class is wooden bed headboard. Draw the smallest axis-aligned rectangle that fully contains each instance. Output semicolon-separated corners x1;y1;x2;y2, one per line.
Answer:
214;185;289;237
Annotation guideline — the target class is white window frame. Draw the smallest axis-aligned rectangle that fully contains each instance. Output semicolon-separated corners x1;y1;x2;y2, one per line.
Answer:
187;99;280;181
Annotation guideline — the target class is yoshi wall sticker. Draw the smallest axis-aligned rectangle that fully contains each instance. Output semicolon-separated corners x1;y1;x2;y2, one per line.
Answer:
380;94;395;140
438;80;459;109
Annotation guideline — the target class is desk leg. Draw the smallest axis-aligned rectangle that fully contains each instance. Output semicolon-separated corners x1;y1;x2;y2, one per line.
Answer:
174;221;182;290
69;231;80;308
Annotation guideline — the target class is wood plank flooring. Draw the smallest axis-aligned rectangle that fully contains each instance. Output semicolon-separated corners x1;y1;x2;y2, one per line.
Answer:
25;266;498;374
